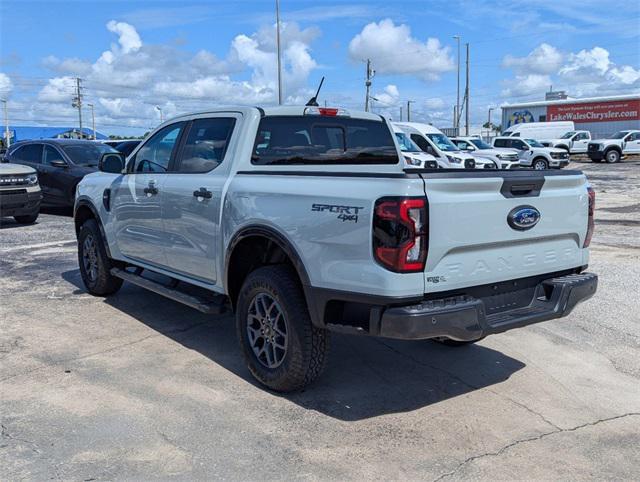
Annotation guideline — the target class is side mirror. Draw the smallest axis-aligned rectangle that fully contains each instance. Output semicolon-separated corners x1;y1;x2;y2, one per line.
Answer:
50;159;68;168
99;152;125;174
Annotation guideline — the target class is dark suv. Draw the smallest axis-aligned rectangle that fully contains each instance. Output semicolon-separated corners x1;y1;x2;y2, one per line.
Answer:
4;140;118;207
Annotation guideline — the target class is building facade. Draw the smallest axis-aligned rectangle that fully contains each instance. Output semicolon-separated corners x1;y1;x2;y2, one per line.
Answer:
501;94;640;138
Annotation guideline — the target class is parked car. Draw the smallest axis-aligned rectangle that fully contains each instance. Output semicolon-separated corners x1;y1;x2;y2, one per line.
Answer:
587;130;640;163
0;161;42;224
113;140;142;157
451;136;520;169
74;105;597;392
503;121;574;139
394;123;478;168
492;137;570;170
392;124;439;168
541;130;592;154
4;139;118;207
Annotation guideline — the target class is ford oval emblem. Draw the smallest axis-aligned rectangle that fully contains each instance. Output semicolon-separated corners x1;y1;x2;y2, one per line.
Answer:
507;205;541;231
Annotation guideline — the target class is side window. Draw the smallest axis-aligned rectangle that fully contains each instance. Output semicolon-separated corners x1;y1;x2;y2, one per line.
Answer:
511;132;521;137
43;145;64;165
456;140;469;150
132;123;183;173
410;134;431;152
177;118;236;173
494;139;506;148
628;133;640;141
13;144;43;163
512;140;526;150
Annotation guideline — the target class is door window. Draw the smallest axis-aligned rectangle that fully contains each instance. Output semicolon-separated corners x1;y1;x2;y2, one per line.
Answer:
132;123;184;173
43;145;65;166
177;118;236;173
511;140;527;150
493;139;507;148
575;133;588;141
410;134;432;153
13;144;43;163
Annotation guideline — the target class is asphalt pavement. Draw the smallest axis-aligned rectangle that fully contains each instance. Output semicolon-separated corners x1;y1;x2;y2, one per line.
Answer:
1;160;639;480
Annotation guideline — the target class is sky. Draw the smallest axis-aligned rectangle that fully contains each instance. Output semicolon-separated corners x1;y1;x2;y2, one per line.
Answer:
0;0;639;136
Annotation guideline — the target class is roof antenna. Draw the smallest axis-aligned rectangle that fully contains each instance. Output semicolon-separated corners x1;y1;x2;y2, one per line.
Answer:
305;76;325;106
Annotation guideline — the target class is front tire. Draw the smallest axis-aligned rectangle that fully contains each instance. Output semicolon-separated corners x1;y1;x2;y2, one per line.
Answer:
235;265;329;392
532;158;548;170
14;213;39;224
605;150;620;163
77;218;123;296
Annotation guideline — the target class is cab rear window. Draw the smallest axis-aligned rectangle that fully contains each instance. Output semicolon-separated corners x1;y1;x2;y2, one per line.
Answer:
252;116;399;165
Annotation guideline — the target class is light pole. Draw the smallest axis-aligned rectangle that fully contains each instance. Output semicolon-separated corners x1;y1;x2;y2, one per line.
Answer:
487;107;494;138
407;100;414;122
155;105;163;124
1;98;9;148
275;0;283;105
453;35;460;130
87;103;96;140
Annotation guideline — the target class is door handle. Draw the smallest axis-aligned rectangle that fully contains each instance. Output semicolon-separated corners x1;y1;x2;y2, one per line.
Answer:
193;187;212;199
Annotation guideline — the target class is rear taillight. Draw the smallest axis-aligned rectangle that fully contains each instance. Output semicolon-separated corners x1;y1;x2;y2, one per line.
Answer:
373;197;428;272
303;107;350;117
583;186;595;248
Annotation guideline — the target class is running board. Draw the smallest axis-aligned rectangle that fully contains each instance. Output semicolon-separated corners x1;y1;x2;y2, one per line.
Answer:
110;268;226;314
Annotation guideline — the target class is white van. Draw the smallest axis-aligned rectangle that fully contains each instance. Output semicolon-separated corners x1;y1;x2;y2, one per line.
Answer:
394;122;479;169
391;124;439;169
503;121;574;140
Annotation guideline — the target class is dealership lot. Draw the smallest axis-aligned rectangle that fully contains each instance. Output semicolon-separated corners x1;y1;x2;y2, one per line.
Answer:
1;160;639;480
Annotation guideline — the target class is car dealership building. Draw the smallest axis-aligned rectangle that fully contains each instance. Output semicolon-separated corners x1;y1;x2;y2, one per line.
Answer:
501;94;640;138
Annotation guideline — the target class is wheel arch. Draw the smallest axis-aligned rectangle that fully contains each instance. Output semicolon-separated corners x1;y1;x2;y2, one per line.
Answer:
74;199;112;258
224;225;320;325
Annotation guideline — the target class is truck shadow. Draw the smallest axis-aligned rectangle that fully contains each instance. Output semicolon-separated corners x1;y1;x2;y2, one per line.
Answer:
63;269;526;422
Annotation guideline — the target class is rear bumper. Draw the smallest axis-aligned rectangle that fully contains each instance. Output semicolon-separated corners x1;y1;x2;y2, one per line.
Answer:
378;272;597;340
310;271;597;341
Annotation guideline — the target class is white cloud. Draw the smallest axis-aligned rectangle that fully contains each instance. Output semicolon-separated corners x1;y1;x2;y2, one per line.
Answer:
503;43;563;75
559;46;610;80
0;72;13;94
106;20;142;54
501;74;551;97
38;76;76;102
348;19;454;81
424;98;445;110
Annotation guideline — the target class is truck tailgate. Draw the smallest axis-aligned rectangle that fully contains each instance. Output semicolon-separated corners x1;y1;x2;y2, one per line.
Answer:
421;171;590;293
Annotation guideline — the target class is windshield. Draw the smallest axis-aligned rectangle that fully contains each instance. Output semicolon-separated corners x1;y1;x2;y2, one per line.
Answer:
394;132;421;152
525;139;545;148
470;139;492;149
426;133;458;152
62;143;118;166
560;131;577;139
252;116;399;165
610;131;629;139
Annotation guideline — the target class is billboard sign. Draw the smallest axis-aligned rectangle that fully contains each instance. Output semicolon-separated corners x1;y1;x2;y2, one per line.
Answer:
548;99;640;123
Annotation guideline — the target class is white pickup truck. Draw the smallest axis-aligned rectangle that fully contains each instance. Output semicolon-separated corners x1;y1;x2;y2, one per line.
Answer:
74;106;597;391
541;130;592;154
587;130;640;163
493;137;570;170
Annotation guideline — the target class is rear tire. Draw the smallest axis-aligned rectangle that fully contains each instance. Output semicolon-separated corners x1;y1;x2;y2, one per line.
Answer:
605;150;620;163
14;213;39;224
235;265;329;392
77;218;123;296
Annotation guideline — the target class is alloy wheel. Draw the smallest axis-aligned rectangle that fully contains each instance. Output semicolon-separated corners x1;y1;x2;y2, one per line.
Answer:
246;292;288;369
82;234;99;282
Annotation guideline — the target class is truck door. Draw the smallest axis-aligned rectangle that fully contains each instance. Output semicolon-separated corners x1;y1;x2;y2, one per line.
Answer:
110;122;185;268
159;115;238;284
624;132;640;154
572;132;590;153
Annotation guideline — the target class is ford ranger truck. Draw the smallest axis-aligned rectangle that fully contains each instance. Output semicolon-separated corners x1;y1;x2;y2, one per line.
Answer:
74;106;598;392
588;130;640;163
0;162;42;224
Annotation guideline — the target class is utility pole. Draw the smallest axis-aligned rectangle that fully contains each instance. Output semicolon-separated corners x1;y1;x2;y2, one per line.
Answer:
407;100;414;122
1;98;9;148
453;35;460;129
464;42;470;136
275;0;283;105
399;105;403;122
364;59;374;112
87;103;96;140
72;77;83;138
